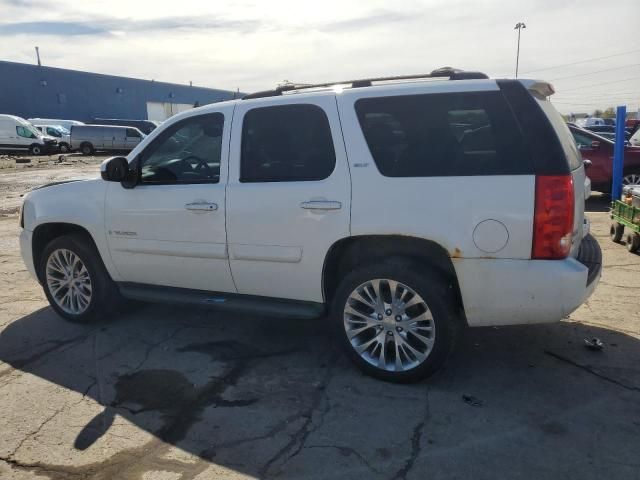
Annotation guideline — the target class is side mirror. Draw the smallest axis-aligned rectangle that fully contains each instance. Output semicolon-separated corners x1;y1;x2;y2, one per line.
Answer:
591;140;600;149
583;159;592;170
101;156;131;183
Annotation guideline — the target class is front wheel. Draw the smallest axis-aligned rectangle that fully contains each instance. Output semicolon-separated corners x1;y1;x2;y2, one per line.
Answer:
610;222;624;243
40;234;119;323
331;260;461;383
29;144;43;155
59;143;70;153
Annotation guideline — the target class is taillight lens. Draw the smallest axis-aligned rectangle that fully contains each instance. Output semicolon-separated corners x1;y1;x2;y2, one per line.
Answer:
532;175;574;259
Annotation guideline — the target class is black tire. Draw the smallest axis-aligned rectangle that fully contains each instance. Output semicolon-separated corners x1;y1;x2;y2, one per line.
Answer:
331;259;462;383
610;222;624;243
80;143;94;156
626;232;640;253
39;234;120;323
29;144;43;156
59;143;70;153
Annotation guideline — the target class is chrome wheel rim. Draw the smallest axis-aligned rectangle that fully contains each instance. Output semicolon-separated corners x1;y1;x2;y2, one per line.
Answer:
46;249;92;315
623;173;640;186
343;279;435;372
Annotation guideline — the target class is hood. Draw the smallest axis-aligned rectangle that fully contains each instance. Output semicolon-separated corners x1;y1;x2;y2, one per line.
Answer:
23;178;86;196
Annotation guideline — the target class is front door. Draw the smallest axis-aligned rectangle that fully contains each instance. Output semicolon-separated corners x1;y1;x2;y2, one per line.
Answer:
105;109;236;293
124;128;143;151
226;95;351;302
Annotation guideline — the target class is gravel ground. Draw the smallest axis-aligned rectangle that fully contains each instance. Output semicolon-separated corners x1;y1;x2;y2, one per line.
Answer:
0;165;638;479
0;154;106;215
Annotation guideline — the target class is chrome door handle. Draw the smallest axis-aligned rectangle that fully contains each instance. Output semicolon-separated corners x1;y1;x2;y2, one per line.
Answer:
185;201;218;212
300;200;342;210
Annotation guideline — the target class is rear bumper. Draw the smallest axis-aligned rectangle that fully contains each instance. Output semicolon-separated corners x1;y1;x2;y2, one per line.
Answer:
454;234;601;326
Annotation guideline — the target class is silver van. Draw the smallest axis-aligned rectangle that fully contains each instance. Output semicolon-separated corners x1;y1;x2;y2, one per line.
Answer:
71;125;145;155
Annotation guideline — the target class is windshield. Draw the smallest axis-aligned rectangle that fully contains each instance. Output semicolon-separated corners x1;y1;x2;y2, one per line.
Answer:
53;126;70;135
22;123;41;137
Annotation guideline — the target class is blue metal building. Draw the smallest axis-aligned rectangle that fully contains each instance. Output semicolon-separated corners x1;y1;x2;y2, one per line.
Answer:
0;60;238;122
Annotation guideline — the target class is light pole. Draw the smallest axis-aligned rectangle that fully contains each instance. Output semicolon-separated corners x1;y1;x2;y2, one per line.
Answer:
514;22;526;78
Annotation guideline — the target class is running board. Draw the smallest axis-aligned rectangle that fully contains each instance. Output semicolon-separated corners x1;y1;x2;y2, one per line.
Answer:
117;282;326;320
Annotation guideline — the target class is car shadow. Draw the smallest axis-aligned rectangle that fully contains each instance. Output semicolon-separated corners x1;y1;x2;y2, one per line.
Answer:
1;305;639;478
585;192;611;213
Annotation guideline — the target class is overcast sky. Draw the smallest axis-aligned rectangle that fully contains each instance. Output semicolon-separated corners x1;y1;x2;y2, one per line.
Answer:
0;0;638;114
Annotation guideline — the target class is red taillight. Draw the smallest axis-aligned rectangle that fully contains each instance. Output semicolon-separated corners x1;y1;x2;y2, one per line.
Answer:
532;175;574;259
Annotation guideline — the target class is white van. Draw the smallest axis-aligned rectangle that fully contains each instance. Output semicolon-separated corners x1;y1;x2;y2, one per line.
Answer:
33;124;72;153
0;115;57;155
28;118;84;132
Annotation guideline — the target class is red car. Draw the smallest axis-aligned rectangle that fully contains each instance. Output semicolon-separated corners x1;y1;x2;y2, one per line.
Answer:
568;125;640;192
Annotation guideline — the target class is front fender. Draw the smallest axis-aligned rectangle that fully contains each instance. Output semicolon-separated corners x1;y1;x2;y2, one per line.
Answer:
22;179;121;281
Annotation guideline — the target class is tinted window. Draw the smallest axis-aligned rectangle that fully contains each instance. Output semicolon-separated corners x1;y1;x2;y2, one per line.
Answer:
240;104;336;182
355;92;529;177
139;113;224;184
533;96;582;170
126;128;141;138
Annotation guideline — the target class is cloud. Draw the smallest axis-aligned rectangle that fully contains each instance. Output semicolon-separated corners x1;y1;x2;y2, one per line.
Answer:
0;21;107;36
319;9;418;32
0;0;637;113
0;16;260;37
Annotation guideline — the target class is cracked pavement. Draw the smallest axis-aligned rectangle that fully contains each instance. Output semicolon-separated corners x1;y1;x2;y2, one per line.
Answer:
0;166;639;479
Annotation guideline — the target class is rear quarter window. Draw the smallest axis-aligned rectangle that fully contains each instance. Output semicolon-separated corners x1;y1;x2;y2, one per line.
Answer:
354;91;530;177
533;95;582;171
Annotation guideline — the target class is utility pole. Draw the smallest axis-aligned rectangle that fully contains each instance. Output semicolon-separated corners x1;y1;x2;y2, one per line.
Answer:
514;22;526;78
35;46;41;66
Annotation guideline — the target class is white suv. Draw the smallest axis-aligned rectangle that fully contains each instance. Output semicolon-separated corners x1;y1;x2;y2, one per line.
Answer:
19;68;601;382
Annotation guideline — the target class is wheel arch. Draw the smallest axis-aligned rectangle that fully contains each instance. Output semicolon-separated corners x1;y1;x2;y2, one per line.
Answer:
32;223;102;283
322;235;466;323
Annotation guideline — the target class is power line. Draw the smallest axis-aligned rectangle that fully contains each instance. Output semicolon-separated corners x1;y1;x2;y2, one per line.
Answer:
520;48;640;75
550;63;640;81
558;75;640;93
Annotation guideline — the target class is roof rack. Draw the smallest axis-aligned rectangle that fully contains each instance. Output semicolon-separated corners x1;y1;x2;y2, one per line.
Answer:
242;67;489;100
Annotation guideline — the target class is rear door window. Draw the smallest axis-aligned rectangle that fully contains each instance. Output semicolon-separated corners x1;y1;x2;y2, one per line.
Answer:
240;104;336;182
355;92;529;177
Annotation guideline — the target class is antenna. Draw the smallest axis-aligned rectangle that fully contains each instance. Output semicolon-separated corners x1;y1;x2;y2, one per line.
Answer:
35;46;41;66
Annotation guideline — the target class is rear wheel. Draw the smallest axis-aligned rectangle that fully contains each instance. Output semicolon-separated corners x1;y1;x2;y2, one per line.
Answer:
610;222;624;243
40;234;119;323
80;143;94;155
332;260;461;383
626;232;640;253
59;143;70;153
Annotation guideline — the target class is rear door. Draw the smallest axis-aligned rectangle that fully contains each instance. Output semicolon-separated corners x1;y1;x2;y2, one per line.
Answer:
226;94;351;302
569;127;610;186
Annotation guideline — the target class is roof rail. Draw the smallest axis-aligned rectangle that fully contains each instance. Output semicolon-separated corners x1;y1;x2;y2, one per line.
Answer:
242;67;489;100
